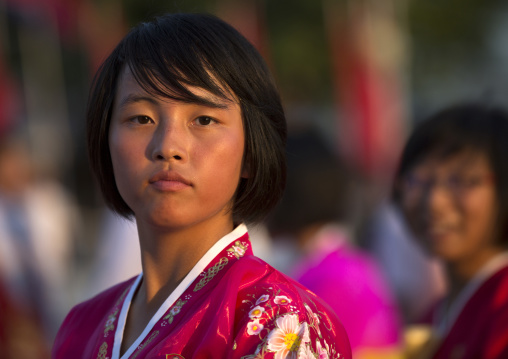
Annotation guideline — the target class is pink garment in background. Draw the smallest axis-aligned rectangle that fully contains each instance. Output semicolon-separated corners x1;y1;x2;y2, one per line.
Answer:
292;225;402;354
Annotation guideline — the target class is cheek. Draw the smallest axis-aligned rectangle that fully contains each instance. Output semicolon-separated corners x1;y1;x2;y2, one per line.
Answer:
463;190;498;237
198;134;245;194
109;132;147;198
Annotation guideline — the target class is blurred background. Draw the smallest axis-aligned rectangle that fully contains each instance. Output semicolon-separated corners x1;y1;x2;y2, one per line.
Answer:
0;0;507;357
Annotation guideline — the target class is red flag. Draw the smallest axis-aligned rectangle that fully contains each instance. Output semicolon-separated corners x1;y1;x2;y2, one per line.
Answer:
324;0;407;182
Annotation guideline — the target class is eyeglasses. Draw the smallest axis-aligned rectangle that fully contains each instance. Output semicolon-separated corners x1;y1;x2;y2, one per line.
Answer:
401;172;494;198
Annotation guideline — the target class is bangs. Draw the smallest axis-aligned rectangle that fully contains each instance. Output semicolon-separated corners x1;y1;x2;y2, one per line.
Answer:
121;18;236;107
400;108;495;175
411;136;486;167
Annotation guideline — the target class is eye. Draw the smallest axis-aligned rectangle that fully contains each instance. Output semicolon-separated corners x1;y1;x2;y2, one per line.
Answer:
447;175;466;188
193;116;216;126
130;115;154;125
404;173;429;189
448;174;482;190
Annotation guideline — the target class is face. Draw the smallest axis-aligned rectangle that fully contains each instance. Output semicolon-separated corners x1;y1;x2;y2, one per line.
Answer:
400;151;499;265
109;67;246;231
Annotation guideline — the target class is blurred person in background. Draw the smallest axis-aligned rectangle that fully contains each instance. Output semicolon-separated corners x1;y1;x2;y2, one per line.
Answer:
0;133;79;356
393;103;508;359
0;266;48;358
82;209;142;299
365;201;446;325
268;129;403;359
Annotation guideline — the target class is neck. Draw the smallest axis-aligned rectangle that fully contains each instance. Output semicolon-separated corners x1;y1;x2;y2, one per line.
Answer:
135;216;235;307
446;247;504;301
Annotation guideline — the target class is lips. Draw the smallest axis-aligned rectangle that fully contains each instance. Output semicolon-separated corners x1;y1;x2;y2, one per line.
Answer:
149;170;192;191
421;220;458;240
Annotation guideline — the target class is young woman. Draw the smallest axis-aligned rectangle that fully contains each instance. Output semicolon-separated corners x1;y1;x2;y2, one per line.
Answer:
52;13;351;359
393;103;508;359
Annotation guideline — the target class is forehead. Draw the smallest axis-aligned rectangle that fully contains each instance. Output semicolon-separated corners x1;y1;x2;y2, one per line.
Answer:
410;150;491;174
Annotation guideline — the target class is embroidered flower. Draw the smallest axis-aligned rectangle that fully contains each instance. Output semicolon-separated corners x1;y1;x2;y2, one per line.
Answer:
256;294;270;305
249;305;265;319
227;241;248;259
104;309;119;336
170;305;182;316
247;319;264;336
266;314;310;359
274;295;292;305
316;339;330;359
298;343;315;359
105;317;115;328
304;303;321;337
164;299;187;324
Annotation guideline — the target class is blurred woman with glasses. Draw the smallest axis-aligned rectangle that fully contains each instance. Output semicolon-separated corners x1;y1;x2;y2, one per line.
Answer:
393;103;508;359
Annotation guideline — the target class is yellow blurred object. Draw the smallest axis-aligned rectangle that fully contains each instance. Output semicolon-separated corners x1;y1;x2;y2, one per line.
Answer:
355;346;404;359
404;325;441;359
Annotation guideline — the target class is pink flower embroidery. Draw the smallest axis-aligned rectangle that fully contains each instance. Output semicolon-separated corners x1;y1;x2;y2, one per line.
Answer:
304;303;321;337
227;241;247;259
266;314;310;359
247;319;264;336
249;306;265;319
256;294;270;305
274;295;292;305
170;306;181;316
298;343;315;359
105;317;115;327
316;340;330;359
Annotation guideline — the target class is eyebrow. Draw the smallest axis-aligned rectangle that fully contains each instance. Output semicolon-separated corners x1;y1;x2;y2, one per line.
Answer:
117;92;232;110
118;94;159;109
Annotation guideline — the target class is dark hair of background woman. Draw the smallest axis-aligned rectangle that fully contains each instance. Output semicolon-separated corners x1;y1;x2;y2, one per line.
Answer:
392;102;508;246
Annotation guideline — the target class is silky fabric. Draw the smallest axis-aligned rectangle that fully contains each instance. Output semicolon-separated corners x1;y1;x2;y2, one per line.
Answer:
292;225;401;354
429;263;508;359
53;231;351;359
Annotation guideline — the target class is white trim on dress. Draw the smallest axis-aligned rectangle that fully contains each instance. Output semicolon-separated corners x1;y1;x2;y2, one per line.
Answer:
112;224;248;359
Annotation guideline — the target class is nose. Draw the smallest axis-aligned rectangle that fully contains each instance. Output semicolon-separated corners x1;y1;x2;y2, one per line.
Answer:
149;120;187;162
421;182;454;215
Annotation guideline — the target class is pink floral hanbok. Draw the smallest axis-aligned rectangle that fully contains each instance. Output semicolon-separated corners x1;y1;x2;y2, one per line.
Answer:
53;224;351;359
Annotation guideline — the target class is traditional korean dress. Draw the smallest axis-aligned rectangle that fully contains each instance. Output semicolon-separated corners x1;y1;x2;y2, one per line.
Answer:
53;224;352;359
414;252;508;359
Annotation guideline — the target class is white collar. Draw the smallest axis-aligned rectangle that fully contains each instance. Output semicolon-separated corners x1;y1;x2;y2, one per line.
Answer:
113;224;248;359
435;251;508;337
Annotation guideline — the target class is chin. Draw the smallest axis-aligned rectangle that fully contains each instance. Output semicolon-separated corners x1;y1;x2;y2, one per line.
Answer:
430;245;463;263
147;214;193;230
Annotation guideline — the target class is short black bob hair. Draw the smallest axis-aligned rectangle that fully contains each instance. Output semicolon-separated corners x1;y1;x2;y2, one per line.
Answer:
392;102;508;246
87;13;287;224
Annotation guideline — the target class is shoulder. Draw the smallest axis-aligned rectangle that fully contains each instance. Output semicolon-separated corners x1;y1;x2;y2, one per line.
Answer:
436;264;508;359
475;263;508;325
70;276;135;319
471;263;508;312
52;277;136;357
228;255;352;359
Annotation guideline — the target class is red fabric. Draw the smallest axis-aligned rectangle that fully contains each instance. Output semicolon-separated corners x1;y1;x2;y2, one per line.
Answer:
53;233;351;358
432;265;508;359
0;279;49;358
